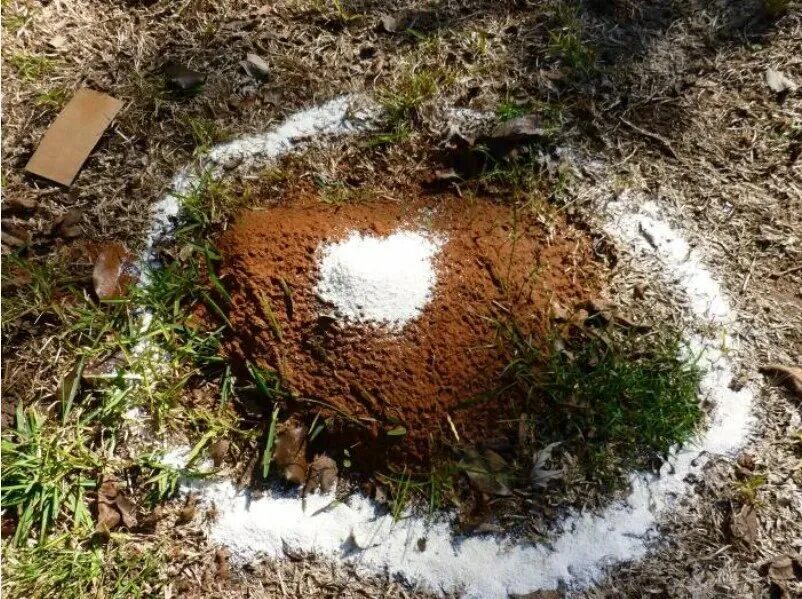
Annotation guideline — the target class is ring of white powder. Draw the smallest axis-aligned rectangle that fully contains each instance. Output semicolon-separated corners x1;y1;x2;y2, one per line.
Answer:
141;99;754;598
315;231;442;328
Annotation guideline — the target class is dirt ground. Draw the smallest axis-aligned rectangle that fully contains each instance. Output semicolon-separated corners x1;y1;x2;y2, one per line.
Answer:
2;0;801;597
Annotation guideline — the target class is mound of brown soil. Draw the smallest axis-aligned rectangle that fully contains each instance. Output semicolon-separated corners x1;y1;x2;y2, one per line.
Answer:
218;189;601;469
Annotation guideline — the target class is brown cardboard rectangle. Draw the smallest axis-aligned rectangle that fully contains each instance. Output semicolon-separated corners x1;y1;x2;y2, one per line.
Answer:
25;88;123;186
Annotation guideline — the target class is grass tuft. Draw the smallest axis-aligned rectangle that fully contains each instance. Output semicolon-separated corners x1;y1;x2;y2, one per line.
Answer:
2;535;166;599
548;4;595;75
499;321;704;486
8;54;58;81
377;66;445;131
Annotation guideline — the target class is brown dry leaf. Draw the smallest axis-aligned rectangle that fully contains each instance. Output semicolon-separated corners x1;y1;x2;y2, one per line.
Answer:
96;475;121;532
93;243;134;300
459;447;512;497
50;208;83;239
208;438;231;467
484;114;546;146
510;591;561;599
176;495;198;525
759;364;802;400
769;554;796;582
768;554;802;599
582;298;648;331
115;494;138;529
139;506;166;531
730;504;759;546
214;547;231;581
378;14;398;32
303;454;337;495
96;501;121;532
273;420;308;485
1;231;27;248
57;359;84;416
4;196;38;214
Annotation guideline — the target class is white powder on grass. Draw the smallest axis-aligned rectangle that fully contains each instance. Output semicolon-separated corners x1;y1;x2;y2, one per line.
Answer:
145;95;377;256
315;231;442;328
138;102;755;597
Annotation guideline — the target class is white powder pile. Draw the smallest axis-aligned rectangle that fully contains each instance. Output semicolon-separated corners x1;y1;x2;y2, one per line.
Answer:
315;231;442;328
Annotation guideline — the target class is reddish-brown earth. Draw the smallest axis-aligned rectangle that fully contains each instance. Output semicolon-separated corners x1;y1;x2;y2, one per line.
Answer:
218;189;602;469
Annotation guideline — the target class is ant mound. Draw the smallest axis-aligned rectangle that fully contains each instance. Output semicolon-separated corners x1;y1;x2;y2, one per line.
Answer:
219;189;602;470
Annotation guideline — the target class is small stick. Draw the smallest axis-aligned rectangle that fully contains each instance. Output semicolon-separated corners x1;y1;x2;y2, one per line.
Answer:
771;263;802;278
277;277;294;320
741;253;757;293
620;116;679;160
446;413;460;443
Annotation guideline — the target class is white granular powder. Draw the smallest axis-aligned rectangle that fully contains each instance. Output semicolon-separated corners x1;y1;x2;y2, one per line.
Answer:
315;231;442;328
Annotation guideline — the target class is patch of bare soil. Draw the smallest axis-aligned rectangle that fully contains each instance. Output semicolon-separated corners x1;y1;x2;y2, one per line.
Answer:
219;187;601;469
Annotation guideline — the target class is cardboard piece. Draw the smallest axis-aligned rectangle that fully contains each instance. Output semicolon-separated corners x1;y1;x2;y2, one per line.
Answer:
25;88;123;186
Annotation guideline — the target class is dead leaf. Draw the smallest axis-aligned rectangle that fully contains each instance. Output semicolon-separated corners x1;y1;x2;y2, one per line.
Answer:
730;504;759;545
115;494;138;528
139;506;165;531
581;298;649;331
759;364;802;400
769;554;796;583
1;231;26;248
57;359;84;416
49;35;67;49
510;591;561;599
4;196;38;214
164;62;206;93
273;420;308;485
531;442;563;489
96;475;121;532
459;447;512;497
2;221;31;248
737;453;756;471
484;114;546;146
208;438;230;467
303;454;337;495
379;14;398;32
93;243;134;300
96;500;121;532
214;547;231;581
176;496;197;525
50;208;83;238
242;53;270;80
766;68;798;94
768;554;802;599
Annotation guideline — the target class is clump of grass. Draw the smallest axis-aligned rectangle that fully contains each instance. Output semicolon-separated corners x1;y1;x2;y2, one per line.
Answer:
548;4;595;75
377;66;444;130
1;406;99;546
2;535;166;599
175;174;248;239
180;115;226;151
499;321;704;486
8;53;58;81
763;0;790;17
379;462;457;519
35;86;70;109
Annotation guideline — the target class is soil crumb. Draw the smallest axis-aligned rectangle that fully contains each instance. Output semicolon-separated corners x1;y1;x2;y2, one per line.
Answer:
219;189;602;468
